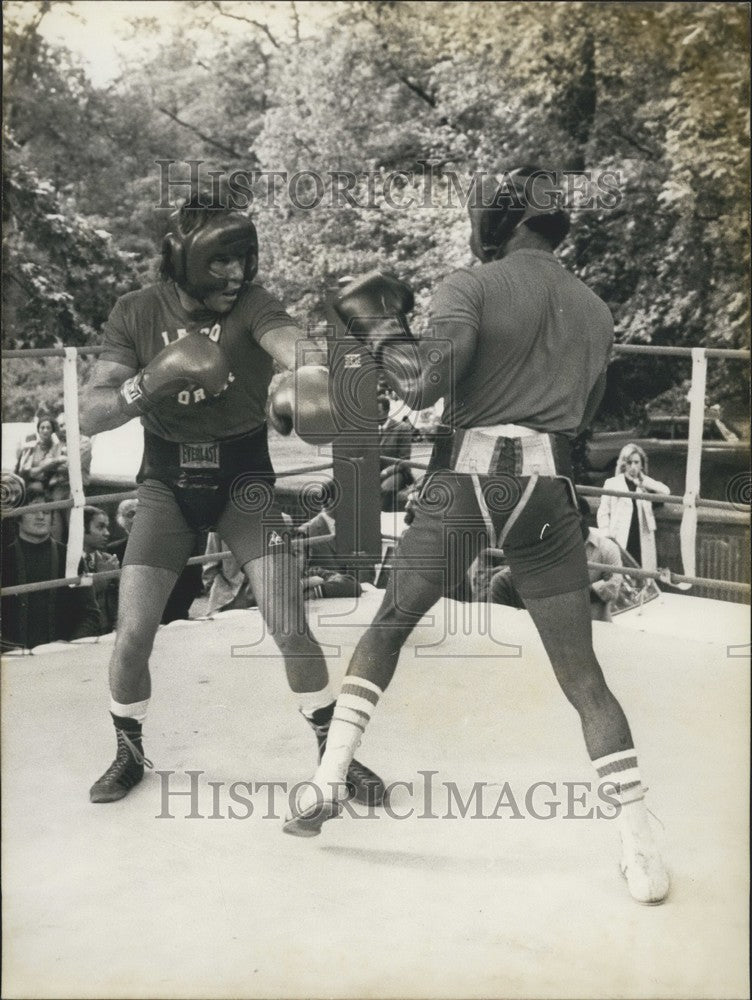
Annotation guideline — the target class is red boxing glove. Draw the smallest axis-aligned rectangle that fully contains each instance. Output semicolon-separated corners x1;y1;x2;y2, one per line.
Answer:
333;271;415;361
120;333;231;415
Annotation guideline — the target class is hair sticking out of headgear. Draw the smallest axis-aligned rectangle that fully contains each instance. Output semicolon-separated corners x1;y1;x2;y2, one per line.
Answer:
160;198;259;302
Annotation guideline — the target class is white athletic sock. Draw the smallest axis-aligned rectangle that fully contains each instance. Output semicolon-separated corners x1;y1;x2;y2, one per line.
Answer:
592;748;643;803
316;677;383;787
593;748;668;902
297;684;335;718
110;698;149;724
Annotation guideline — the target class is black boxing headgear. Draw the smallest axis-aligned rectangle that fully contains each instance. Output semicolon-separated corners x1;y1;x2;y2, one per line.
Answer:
162;210;259;301
469;167;569;262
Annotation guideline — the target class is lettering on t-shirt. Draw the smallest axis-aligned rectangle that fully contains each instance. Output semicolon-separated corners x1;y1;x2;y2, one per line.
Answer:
157;322;234;405
159;323;222;348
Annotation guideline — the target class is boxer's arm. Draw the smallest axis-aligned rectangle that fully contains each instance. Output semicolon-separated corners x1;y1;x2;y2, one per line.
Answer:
81;359;140;435
256;324;313;372
82;335;231;436
404;321;478;408
577;370;607;435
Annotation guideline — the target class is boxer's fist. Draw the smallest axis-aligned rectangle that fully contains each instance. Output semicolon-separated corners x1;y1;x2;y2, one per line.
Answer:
295;365;337;443
267;366;336;444
120;334;231;414
267;372;295;436
333;271;415;356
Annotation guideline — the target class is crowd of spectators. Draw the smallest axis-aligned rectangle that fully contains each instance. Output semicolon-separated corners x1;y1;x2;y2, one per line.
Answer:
1;497;101;652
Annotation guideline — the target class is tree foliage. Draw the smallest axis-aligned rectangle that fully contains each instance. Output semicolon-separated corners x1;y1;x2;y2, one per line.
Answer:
2;0;749;421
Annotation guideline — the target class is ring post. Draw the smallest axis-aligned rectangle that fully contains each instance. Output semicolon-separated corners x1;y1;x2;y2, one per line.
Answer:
325;285;381;584
679;348;707;582
63;347;88;582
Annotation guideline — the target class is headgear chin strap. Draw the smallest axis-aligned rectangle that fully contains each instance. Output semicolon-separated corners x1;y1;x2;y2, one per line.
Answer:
469;168;568;262
163;213;259;301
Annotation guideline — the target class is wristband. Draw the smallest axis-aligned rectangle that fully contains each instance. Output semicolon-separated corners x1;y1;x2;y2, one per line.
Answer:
119;372;152;415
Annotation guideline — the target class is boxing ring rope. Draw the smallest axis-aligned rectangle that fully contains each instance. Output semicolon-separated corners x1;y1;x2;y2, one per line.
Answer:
1;536;337;598
2;341;749;603
3;540;749;599
379;463;748;514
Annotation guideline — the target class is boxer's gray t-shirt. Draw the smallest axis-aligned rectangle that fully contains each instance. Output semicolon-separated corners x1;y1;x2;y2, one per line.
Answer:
428;249;613;438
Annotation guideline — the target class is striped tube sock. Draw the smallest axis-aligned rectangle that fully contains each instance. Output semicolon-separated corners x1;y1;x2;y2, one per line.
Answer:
315;677;383;787
592;748;643;804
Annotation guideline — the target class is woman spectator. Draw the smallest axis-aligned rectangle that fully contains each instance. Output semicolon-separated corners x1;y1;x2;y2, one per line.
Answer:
597;443;670;571
15;416;66;492
15;417;67;541
82;506;120;634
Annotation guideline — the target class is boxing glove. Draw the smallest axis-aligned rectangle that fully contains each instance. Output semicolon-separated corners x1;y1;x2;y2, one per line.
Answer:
267;372;295;436
267;366;336;444
333;271;415;361
120;333;231;415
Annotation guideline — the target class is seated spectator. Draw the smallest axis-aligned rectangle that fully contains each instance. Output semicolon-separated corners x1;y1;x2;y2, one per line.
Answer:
202;507;359;615
583;528;628;621
467;547;508;603
1;496;101;651
202;533;256;615
597;443;670;571
295;507;361;600
82;506;120;634
378;394;415;512
106;498;139;565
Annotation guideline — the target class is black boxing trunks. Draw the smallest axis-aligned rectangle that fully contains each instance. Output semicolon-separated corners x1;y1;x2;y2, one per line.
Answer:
123;424;291;574
395;424;588;598
138;424;275;531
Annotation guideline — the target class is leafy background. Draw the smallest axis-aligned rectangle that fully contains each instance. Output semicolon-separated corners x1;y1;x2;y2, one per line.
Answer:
2;1;749;428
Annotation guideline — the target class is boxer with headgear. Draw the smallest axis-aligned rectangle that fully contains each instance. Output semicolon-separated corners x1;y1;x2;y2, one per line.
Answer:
285;167;670;906
81;193;384;808
162;209;259;302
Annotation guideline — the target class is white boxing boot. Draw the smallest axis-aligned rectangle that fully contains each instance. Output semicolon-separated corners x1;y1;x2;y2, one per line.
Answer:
617;795;670;904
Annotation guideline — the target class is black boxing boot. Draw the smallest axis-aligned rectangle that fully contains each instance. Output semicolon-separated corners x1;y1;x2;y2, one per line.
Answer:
303;703;387;807
90;714;153;803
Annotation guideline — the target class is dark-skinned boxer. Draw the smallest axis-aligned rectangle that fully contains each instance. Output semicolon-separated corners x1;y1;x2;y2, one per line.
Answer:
82;195;385;808
284;167;669;906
